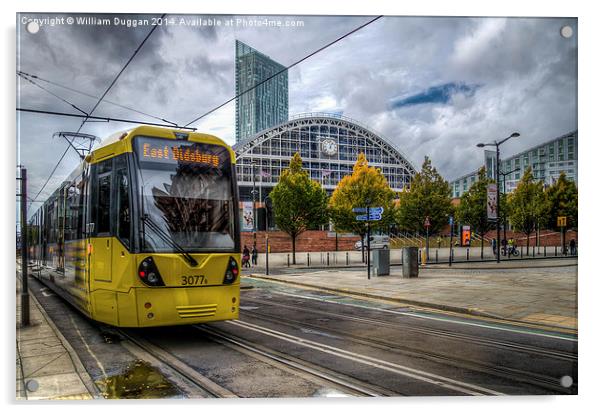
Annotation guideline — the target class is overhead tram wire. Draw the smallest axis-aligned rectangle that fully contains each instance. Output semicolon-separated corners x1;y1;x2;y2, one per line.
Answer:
17;108;197;130
17;70;178;127
26;13;167;206
18;72;89;116
183;15;383;127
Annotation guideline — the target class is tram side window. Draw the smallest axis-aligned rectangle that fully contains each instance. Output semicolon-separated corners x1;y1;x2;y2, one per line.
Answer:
114;156;131;248
96;161;112;235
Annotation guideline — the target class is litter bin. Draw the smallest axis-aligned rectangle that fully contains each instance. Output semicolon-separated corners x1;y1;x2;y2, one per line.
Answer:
371;248;390;276
402;247;419;278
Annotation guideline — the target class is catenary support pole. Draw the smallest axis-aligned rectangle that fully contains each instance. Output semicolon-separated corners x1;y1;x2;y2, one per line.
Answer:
20;168;30;327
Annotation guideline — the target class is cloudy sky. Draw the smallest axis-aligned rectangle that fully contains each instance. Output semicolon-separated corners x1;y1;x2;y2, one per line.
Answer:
17;13;577;211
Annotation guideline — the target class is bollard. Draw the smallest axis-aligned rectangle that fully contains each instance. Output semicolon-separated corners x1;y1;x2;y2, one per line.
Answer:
555;245;557;256
435;249;438;263
466;248;469;261
402;247;419;278
307;253;310;267
520;246;523;258
287;254;290;267
327;252;330;266
346;252;349;266
544;246;547;257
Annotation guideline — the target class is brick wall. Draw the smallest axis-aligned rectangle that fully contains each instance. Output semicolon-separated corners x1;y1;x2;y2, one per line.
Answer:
241;230;360;253
482;229;577;247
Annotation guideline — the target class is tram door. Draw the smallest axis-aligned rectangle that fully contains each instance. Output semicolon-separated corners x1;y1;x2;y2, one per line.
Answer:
89;160;113;283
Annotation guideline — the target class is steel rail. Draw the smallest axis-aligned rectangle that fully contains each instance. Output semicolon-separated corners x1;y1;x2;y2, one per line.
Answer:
240;307;576;394
116;329;238;398
222;318;504;395
242;295;577;362
194;324;393;397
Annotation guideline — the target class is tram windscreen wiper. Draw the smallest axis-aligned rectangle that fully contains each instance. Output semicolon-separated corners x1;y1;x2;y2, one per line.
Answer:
141;214;199;267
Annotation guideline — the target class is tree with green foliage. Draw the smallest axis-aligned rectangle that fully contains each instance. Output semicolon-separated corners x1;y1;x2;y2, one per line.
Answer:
544;172;578;230
507;167;549;252
329;153;396;253
455;167;494;258
269;153;329;264
397;157;453;235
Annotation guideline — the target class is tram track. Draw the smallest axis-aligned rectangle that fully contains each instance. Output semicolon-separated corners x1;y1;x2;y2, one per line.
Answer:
242;295;577;362
116;329;238;398
194;324;396;397
238;308;576;394
201;320;507;396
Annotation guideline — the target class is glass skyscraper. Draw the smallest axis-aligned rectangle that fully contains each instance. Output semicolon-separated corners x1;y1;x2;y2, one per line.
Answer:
235;40;289;143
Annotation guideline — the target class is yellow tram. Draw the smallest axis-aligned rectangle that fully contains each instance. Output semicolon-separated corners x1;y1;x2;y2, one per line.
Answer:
28;126;241;327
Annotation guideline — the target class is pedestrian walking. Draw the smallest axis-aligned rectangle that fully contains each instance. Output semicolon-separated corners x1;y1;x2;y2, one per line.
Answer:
251;245;258;266
492;238;497;256
569;239;576;256
501;238;507;256
242;245;251;268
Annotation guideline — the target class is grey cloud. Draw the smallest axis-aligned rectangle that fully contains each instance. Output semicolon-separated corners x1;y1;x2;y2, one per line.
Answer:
17;14;577;209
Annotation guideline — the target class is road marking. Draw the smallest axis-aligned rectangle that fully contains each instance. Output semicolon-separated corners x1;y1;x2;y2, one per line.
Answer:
269;290;578;342
227;319;504;396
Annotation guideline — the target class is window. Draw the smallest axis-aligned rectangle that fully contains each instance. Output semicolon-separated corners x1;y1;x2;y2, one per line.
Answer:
115;156;130;248
90;159;113;236
96;170;111;234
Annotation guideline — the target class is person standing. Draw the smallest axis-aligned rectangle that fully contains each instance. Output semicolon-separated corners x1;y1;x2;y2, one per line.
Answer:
492;238;497;257
242;245;250;268
569;239;576;256
251;244;258;266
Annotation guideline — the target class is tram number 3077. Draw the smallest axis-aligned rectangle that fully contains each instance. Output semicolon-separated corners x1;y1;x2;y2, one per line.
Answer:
181;275;208;286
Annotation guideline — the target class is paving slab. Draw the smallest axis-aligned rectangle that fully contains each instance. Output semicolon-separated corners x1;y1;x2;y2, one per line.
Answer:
16;275;99;400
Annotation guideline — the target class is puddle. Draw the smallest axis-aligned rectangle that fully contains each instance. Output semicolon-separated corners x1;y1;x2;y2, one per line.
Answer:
96;359;182;399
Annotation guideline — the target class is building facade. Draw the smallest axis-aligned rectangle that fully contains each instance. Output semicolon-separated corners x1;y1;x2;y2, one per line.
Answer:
450;131;578;198
235;40;289;143
233;113;417;230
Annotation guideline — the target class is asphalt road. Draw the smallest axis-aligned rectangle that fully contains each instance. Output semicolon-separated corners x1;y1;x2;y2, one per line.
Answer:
26;275;578;398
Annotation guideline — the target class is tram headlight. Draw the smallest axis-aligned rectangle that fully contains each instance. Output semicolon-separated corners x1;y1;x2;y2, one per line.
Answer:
138;257;165;287
223;256;239;284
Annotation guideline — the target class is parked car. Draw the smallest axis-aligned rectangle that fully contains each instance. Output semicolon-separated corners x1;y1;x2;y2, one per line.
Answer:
354;235;390;250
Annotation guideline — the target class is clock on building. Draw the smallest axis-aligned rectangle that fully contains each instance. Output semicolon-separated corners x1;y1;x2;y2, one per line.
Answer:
320;138;338;156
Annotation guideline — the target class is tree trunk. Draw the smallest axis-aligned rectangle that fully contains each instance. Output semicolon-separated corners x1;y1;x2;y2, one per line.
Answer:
292;234;297;264
526;231;531;256
480;232;484;260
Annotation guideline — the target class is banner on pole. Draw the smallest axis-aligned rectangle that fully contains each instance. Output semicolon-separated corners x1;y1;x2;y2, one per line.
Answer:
242;201;254;231
487;184;498;220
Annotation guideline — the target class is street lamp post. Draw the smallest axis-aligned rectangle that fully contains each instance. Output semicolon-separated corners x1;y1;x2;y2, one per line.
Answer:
251;160;257;244
500;167;520;248
477;132;520;263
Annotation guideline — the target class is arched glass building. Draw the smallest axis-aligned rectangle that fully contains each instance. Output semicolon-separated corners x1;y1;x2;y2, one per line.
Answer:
233;113;416;230
234;112;416;195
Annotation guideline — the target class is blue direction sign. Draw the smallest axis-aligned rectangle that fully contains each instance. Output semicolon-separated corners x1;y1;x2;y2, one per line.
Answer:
355;213;382;221
352;206;384;214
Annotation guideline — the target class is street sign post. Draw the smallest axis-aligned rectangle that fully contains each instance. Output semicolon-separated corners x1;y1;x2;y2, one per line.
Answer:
352;205;383;280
